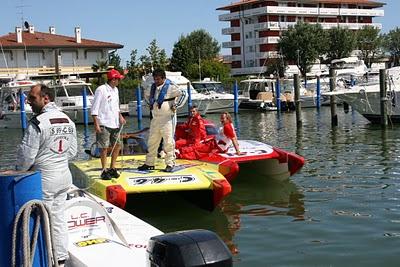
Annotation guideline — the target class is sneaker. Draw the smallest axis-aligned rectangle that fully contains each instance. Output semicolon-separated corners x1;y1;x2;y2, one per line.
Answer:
137;164;154;171
163;165;174;173
58;260;65;267
101;169;112;180
108;168;120;178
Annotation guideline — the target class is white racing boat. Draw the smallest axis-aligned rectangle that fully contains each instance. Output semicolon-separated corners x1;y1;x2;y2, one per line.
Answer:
65;188;232;266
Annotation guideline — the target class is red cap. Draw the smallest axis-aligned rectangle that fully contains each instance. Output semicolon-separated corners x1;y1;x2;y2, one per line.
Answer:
107;69;124;80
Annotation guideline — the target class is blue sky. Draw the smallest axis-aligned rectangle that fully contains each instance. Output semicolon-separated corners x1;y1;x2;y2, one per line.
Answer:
1;0;398;64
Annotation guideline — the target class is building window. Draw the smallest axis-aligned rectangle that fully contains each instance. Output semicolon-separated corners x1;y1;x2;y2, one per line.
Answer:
245;59;255;67
247;46;254;53
244;18;253;24
245;31;253;39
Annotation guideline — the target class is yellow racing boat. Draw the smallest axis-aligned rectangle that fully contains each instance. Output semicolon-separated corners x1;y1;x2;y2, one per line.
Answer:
70;155;233;211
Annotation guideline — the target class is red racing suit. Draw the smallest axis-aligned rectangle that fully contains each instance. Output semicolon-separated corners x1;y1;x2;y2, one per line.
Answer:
176;113;206;149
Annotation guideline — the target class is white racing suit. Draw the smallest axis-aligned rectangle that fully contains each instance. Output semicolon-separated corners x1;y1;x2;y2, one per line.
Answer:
144;81;183;167
16;102;77;261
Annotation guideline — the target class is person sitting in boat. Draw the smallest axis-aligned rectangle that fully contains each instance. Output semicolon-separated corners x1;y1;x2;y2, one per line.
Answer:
177;112;242;160
175;105;206;149
215;112;241;155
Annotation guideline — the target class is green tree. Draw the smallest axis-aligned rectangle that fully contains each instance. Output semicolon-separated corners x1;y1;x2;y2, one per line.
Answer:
146;39;169;70
383;27;400;67
108;52;123;72
325;27;356;63
278;22;327;77
187;59;230;81
170;29;220;78
356;25;383;68
265;58;287;78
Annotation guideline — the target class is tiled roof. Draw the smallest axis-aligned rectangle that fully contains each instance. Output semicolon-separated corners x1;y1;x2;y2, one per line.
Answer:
217;0;385;10
0;31;123;49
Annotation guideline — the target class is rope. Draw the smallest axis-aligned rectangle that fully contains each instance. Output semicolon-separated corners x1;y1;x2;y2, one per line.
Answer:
11;200;59;267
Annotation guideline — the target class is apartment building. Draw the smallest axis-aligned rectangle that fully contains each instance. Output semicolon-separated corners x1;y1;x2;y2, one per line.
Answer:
217;0;385;76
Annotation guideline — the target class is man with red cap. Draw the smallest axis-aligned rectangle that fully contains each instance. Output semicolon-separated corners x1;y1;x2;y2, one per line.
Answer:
91;69;126;179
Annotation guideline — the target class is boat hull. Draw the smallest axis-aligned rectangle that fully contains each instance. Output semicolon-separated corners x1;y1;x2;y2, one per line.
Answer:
70;155;231;211
201;140;304;181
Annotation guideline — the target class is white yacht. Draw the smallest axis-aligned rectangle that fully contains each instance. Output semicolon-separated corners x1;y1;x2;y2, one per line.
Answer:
324;67;400;123
191;78;246;114
0;78;36;128
128;71;213;117
48;77;94;124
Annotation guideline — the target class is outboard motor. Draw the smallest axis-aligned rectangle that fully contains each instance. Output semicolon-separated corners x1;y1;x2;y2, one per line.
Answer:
147;229;232;267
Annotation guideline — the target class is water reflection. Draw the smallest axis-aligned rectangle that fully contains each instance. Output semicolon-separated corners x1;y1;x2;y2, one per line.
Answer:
219;176;305;255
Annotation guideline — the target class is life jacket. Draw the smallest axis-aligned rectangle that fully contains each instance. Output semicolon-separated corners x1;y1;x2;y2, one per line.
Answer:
149;79;171;110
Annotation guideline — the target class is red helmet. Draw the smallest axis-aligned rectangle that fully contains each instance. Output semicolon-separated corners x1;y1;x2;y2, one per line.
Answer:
107;69;124;80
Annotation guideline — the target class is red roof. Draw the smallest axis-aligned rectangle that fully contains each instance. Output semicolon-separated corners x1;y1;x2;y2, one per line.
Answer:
0;31;123;49
217;0;385;10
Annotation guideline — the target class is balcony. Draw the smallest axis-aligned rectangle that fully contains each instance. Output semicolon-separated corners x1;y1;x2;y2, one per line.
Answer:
219;6;384;21
223;54;242;62
219;12;240;21
266;6;319;15
339;8;384;17
0;66;95;79
256;51;280;58
222;41;242;48
222;27;240;35
255;36;280;45
231;66;267;76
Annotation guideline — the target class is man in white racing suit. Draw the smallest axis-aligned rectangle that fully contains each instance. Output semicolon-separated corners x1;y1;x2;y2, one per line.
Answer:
138;69;184;172
16;84;77;265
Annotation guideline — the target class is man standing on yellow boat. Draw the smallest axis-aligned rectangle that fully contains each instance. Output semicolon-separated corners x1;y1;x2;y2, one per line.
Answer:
91;69;126;180
138;69;183;172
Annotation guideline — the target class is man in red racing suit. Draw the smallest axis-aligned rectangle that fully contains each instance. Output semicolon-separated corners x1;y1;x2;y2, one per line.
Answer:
175;105;206;149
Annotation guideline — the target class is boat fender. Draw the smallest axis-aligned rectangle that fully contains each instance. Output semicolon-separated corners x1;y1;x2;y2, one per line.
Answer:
147;229;233;267
106;185;127;209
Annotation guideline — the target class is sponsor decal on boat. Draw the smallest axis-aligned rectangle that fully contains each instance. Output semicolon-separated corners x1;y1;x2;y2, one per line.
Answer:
75;238;110;247
128;175;198;186
67;212;106;230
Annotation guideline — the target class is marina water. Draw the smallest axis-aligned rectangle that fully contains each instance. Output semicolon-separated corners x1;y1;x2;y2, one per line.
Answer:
1;107;400;266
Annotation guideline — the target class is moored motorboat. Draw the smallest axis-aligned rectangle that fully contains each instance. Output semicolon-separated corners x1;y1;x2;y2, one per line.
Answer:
70;154;234;211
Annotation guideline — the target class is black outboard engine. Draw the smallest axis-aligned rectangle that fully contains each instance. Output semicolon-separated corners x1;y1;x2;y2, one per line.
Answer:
147;229;232;267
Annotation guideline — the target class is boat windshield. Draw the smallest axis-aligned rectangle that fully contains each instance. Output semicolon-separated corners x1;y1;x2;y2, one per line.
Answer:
192;83;225;94
54;85;93;97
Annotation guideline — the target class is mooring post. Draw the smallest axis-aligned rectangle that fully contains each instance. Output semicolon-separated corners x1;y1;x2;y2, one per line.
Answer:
82;87;89;126
316;76;321;109
379;69;388;127
233;80;239;114
135;85;142;129
294;74;302;128
329;68;338;126
187;82;192;116
19;89;27;131
275;77;281;112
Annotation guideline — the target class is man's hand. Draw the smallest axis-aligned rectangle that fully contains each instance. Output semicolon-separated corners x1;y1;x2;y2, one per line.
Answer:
95;124;102;133
120;116;126;125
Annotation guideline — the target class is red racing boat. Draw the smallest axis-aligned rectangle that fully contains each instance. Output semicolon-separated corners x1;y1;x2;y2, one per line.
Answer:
176;120;305;182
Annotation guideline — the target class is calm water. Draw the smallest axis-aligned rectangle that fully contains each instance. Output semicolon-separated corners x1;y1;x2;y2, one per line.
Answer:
1;107;400;267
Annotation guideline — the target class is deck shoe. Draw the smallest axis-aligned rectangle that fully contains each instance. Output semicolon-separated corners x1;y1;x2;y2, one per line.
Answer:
163;165;174;173
100;169;112;180
108;168;120;178
137;164;155;171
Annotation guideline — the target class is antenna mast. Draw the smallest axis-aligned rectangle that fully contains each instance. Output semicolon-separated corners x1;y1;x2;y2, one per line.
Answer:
16;0;31;28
